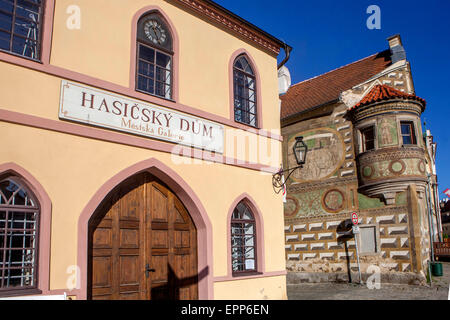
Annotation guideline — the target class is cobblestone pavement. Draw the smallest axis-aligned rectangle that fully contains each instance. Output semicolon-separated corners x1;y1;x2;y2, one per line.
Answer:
287;261;450;300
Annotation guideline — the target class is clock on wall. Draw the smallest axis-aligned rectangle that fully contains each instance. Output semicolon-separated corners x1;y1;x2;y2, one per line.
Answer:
143;19;167;45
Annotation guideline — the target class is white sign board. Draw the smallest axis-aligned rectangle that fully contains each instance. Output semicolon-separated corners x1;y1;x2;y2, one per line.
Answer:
59;81;224;153
0;293;67;300
352;225;360;234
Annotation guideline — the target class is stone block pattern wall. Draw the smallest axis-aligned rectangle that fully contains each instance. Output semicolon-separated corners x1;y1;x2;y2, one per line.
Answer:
285;205;415;274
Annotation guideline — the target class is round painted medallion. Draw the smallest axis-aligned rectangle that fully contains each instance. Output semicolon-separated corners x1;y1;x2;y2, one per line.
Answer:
418;160;426;174
322;189;345;213
389;160;406;175
284;197;299;217
362;165;375;178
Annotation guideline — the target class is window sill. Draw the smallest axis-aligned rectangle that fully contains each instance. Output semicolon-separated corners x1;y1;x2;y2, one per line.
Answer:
234;120;260;130
0;49;42;64
135;88;175;103
232;271;263;278
0;288;42;298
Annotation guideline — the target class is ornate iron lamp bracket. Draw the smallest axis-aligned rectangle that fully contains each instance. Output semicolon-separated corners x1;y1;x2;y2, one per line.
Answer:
272;165;303;194
272;136;307;194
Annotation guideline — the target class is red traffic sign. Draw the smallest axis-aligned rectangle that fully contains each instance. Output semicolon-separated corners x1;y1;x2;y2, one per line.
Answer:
351;212;359;225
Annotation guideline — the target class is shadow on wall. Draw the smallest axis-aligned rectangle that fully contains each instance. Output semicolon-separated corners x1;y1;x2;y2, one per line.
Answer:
337;219;354;283
151;266;209;300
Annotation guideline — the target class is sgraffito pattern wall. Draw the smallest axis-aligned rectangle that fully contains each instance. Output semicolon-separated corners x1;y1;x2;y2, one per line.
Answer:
284;193;415;275
284;178;357;218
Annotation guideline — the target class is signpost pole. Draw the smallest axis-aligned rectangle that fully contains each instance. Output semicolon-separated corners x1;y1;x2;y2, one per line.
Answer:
354;229;363;285
351;212;363;285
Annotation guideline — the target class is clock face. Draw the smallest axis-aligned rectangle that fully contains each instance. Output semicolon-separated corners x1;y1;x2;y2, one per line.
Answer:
144;19;167;45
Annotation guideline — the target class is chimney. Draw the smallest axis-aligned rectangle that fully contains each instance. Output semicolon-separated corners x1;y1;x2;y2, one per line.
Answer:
278;65;291;95
387;34;406;64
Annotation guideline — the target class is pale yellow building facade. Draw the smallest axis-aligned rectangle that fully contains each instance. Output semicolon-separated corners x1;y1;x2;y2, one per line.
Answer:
0;0;288;300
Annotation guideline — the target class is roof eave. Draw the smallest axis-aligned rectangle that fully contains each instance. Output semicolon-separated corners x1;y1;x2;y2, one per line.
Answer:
281;99;340;125
201;0;289;49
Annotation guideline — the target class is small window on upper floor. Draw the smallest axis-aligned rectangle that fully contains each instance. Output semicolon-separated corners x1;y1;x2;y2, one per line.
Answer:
361;126;375;152
136;12;173;100
233;55;257;127
0;0;44;61
400;121;416;145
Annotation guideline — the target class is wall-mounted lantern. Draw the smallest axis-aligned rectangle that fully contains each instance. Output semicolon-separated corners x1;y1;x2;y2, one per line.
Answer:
272;136;308;193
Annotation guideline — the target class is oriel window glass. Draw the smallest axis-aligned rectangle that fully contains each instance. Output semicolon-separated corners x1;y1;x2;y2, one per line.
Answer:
400;121;416;145
361;126;375;151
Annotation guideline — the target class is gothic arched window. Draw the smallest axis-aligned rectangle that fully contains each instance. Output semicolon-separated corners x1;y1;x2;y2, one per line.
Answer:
136;12;173;100
233;55;257;127
0;177;40;294
231;201;257;274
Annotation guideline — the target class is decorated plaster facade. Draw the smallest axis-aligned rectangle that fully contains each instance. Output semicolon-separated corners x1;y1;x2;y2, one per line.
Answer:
281;35;440;284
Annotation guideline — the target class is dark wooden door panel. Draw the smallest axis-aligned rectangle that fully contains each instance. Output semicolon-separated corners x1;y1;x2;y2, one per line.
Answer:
90;174;197;300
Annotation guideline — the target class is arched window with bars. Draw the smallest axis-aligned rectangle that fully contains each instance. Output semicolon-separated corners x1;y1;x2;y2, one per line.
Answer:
136;11;174;100
230;200;257;275
0;177;40;294
233;55;257;127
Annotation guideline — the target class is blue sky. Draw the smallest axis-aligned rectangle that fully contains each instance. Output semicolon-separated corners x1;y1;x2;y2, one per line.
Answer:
216;0;450;199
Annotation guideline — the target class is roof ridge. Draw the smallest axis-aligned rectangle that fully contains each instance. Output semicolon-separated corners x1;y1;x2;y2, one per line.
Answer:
370;84;417;98
289;51;386;89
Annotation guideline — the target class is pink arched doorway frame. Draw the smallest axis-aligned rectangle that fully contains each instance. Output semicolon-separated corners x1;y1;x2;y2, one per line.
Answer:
76;158;214;300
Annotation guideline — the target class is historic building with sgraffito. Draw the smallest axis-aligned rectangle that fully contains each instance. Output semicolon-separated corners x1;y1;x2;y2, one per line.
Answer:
280;35;440;283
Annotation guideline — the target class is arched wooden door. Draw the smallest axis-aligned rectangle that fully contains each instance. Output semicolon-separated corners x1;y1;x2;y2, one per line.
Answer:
88;173;198;300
